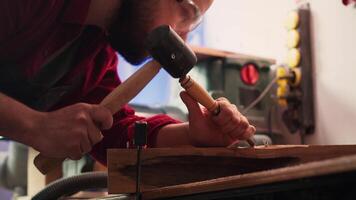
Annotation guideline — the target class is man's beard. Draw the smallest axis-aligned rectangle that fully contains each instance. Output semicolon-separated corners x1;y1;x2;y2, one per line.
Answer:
108;0;156;65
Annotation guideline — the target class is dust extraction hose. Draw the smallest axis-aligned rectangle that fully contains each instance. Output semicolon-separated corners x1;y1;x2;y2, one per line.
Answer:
32;171;107;200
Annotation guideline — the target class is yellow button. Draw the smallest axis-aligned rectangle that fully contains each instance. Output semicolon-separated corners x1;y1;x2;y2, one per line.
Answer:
287;48;301;68
276;67;288;86
277;79;288;87
277;85;288;98
285;11;299;30
278;99;288;107
277;86;288;107
276;67;286;78
290;68;302;87
287;29;300;48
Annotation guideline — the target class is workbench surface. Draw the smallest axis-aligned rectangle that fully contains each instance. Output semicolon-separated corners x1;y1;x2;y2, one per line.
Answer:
106;145;356;199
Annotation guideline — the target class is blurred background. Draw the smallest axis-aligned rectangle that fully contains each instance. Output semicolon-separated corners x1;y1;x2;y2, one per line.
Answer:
1;0;356;199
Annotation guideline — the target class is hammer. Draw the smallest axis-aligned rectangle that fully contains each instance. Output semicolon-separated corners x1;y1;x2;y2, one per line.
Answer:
146;25;256;146
34;25;254;175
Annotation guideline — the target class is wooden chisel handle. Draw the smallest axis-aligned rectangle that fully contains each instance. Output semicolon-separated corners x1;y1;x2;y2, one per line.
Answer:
179;75;255;147
180;75;220;114
34;60;161;175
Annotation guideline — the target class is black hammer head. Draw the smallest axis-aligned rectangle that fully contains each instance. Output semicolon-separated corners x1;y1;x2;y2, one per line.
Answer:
145;25;197;79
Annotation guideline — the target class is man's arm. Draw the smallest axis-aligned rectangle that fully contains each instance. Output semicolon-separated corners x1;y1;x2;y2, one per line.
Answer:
0;93;41;144
155;123;191;147
0;93;112;160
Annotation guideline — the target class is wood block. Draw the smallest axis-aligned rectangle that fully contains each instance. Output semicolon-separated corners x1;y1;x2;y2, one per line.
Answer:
108;145;356;199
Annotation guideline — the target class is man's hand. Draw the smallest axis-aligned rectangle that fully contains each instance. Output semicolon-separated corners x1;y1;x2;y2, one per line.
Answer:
180;91;255;147
29;103;113;160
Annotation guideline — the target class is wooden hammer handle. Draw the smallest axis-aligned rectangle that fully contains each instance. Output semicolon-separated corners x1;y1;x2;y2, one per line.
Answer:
100;60;161;114
34;60;161;175
180;75;255;147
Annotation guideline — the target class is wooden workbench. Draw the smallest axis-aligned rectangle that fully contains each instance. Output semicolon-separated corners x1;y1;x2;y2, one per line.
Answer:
107;145;356;199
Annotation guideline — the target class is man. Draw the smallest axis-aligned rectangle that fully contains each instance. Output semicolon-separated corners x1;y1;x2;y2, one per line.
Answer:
0;0;255;165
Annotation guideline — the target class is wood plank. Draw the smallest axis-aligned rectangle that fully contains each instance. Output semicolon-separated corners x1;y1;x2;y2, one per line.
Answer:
107;145;356;198
190;45;276;64
143;155;356;199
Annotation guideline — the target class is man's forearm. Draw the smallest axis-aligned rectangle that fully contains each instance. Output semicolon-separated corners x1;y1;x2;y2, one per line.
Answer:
155;122;192;147
0;93;40;145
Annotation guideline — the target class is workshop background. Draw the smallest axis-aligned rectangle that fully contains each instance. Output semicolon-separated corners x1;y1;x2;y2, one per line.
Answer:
203;0;356;145
0;0;355;199
119;0;356;145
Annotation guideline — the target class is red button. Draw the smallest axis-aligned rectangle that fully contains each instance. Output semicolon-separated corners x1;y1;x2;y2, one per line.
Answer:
240;63;259;86
342;0;356;5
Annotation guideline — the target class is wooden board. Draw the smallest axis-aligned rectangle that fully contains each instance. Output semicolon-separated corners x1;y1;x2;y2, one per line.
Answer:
107;145;356;199
190;45;276;64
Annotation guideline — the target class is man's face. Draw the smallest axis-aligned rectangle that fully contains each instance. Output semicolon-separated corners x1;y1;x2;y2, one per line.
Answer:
108;0;213;65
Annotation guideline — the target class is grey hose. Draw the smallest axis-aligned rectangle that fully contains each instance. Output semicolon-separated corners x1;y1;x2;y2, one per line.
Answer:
32;171;108;200
242;76;277;114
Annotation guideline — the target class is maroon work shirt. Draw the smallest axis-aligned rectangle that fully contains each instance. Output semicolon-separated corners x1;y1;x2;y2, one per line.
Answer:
0;0;179;165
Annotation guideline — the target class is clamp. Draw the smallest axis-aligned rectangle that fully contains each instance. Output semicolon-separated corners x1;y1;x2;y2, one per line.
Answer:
134;121;147;200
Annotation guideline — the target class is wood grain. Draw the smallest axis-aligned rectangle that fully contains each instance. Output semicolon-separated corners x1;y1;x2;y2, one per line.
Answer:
107;145;356;198
143;154;356;199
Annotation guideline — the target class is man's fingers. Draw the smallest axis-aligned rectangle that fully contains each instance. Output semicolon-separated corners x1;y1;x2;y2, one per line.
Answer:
86;119;104;146
243;125;256;139
234;116;249;137
216;97;231;103
69;146;83;160
80;132;92;154
180;91;204;118
221;123;237;135
89;105;113;130
222;131;235;146
212;100;234;126
215;102;256;142
214;100;242;130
